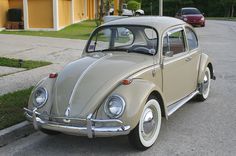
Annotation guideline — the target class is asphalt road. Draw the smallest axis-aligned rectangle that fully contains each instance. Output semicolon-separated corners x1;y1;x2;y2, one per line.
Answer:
1;20;236;156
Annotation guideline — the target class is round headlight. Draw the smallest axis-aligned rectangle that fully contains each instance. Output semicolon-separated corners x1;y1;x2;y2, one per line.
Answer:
183;17;188;21
33;87;48;108
104;95;125;118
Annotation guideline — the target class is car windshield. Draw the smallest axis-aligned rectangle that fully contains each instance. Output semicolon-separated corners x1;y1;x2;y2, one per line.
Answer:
87;26;158;55
182;9;201;15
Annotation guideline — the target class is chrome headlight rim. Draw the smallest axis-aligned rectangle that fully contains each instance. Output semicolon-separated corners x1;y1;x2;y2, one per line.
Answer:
33;87;48;108
104;94;126;119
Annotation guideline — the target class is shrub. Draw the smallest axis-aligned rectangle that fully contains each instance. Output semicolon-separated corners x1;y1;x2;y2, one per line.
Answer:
127;1;141;11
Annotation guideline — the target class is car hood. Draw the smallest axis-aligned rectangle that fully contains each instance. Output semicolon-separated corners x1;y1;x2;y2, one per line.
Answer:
51;52;152;118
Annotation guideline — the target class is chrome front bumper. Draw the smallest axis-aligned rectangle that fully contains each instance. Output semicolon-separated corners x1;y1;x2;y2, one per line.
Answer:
24;108;130;138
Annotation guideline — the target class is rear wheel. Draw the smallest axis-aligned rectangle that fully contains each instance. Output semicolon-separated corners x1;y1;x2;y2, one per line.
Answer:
128;97;162;150
197;67;211;101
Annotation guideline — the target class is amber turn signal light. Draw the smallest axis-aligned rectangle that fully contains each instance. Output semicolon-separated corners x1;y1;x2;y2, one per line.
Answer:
121;79;132;85
49;73;58;78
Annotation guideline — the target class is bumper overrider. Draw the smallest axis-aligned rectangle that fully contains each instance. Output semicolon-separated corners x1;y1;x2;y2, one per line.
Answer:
24;108;131;138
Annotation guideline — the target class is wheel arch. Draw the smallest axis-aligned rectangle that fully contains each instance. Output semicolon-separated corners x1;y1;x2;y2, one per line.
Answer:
148;91;166;118
207;62;214;79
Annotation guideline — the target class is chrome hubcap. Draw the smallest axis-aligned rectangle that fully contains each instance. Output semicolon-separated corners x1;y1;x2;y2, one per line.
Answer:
203;71;210;94
139;99;162;147
141;107;158;140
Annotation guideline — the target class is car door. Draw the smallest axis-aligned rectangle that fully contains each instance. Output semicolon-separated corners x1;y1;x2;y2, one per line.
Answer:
184;26;201;92
162;27;195;106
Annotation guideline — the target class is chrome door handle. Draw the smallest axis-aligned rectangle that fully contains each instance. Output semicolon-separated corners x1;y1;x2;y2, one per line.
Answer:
185;57;192;62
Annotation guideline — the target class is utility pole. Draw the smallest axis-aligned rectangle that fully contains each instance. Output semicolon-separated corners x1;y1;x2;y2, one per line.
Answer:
159;0;163;16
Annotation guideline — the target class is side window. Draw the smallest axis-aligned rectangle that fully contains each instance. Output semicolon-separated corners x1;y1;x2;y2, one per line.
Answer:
186;27;198;50
168;29;186;55
163;35;169;53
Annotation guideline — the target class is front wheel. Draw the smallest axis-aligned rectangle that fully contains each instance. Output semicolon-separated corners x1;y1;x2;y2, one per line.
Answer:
128;97;162;150
197;67;211;101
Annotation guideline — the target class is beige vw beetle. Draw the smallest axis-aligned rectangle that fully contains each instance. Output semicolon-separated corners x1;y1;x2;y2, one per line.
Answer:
24;16;215;150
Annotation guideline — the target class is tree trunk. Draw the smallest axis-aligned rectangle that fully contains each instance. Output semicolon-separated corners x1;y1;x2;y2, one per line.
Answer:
119;0;123;16
106;0;110;15
231;4;234;17
228;6;231;17
100;0;104;20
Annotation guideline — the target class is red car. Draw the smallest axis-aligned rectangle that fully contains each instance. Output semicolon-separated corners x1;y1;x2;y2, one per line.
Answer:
175;7;205;27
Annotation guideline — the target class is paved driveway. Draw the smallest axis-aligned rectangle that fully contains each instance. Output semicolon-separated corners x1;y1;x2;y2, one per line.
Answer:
0;20;236;156
0;35;87;95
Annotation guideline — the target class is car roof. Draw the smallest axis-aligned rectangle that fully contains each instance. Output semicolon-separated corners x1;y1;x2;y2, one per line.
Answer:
182;7;199;10
102;16;185;33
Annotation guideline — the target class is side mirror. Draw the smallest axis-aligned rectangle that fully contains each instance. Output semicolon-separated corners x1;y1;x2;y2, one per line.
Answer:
164;51;174;57
202;13;205;16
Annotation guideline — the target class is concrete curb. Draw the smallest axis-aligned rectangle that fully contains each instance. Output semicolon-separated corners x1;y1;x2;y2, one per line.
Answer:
0;121;35;147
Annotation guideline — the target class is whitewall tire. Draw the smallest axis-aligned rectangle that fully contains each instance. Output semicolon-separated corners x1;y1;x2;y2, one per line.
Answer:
197;67;211;101
129;97;162;150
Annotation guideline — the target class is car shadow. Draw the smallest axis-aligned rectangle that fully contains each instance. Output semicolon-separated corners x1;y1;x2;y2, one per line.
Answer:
18;133;143;155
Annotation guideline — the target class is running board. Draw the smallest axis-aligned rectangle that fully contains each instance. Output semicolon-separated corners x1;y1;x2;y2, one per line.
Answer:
167;90;199;116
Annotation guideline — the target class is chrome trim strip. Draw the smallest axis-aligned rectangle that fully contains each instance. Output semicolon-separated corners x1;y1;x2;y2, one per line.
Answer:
167;90;199;116
91;118;123;124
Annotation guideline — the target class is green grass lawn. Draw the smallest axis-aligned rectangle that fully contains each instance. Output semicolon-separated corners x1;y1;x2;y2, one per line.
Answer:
0;57;51;70
207;17;236;21
0;20;98;40
0;87;33;130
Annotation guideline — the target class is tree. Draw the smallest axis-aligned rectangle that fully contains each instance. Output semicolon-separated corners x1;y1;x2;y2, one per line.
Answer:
225;0;236;17
141;0;235;17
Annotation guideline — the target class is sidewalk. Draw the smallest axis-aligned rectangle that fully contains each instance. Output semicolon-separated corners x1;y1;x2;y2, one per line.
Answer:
0;34;87;95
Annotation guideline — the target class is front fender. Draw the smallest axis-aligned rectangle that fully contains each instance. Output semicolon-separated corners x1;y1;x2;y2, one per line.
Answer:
96;79;165;130
28;77;56;114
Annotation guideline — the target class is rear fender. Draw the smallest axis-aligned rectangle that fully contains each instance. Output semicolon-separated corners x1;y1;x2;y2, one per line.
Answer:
198;53;214;84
